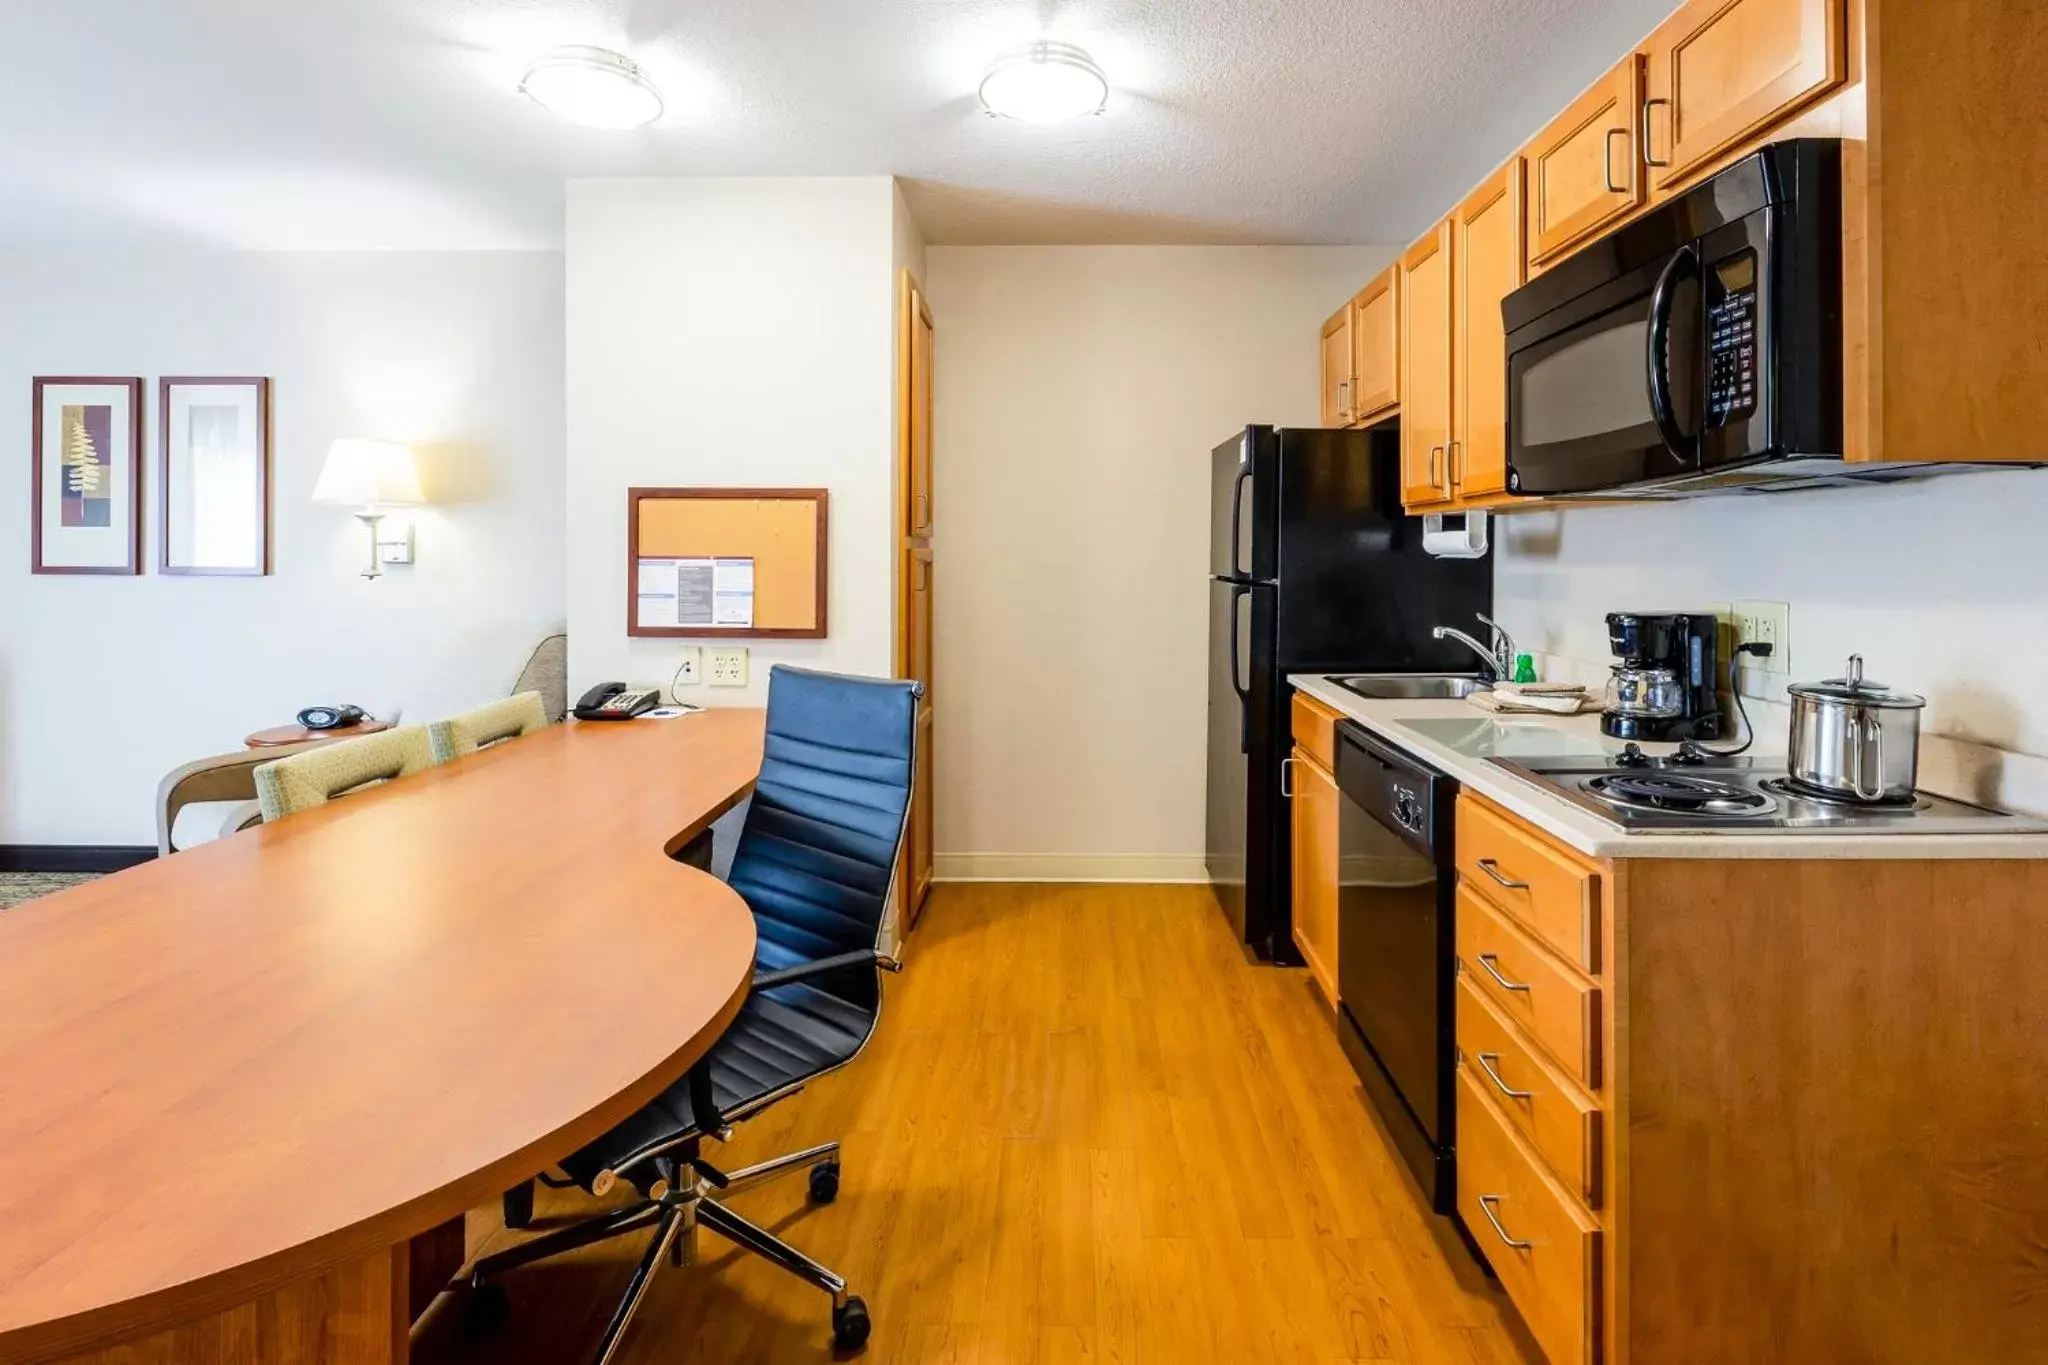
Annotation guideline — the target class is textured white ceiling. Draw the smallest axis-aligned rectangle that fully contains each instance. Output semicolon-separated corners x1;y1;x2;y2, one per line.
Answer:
0;0;1678;250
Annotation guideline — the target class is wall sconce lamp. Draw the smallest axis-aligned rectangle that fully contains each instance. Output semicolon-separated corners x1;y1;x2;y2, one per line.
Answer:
312;438;426;580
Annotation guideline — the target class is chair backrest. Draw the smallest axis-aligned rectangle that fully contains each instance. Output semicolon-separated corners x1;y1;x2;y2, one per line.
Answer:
157;740;325;854
727;667;921;996
428;691;549;764
512;633;568;723
254;726;438;822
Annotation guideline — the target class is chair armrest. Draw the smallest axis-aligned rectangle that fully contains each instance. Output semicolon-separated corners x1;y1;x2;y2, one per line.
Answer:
751;950;902;992
218;801;264;839
156;741;327;854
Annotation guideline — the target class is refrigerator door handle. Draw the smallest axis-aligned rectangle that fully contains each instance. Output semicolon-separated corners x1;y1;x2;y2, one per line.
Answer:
1229;461;1253;579
1228;583;1250;701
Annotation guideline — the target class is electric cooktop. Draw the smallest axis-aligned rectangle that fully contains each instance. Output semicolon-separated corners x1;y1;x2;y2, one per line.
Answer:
1490;742;2048;834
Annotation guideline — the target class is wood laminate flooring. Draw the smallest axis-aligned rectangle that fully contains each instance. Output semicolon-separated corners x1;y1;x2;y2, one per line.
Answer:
419;883;1537;1364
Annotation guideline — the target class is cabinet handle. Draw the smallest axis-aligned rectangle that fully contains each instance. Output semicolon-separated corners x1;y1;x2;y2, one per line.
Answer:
1603;127;1630;194
1475;952;1532;994
1429;445;1444;488
1280;756;1295;798
1477;1051;1534;1100
1478;1195;1533;1251
1642;97;1672;169
915;492;930;528
1447;440;1462;490
1339;378;1352;420
1476;857;1529;890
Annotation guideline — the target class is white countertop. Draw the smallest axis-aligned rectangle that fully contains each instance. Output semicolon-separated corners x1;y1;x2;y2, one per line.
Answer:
1290;673;2048;861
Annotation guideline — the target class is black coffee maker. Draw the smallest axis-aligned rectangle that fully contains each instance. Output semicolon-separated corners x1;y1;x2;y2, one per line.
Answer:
1602;612;1723;740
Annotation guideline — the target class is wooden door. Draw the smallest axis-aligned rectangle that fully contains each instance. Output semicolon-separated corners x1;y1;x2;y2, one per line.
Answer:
1643;0;1846;190
906;283;936;538
1399;221;1454;507
905;545;933;698
1452;163;1525;499
1527;55;1644;265
1289;747;1340;1009
906;703;934;923
1350;267;1401;423
1320;305;1355;427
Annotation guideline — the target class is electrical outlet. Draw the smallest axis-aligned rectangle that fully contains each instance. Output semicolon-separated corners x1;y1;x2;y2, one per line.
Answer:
707;646;749;688
672;646;702;688
1732;600;1791;674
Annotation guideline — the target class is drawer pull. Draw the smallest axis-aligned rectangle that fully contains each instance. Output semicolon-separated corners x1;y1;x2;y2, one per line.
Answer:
1475;952;1532;994
1476;858;1528;890
1478;1194;1533;1250
1477;1051;1533;1100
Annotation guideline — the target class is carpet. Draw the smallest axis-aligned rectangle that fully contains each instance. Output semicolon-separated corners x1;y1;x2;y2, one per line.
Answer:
0;872;99;909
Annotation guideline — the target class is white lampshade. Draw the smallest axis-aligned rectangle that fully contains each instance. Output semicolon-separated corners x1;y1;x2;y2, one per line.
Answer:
313;438;425;507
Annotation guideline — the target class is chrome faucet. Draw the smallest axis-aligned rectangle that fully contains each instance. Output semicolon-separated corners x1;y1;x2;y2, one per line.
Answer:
1433;613;1517;682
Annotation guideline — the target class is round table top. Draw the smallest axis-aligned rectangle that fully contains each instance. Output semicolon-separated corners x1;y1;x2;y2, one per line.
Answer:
245;717;396;748
0;709;765;1360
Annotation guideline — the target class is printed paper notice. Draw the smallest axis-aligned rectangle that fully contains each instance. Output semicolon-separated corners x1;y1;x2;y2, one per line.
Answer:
713;557;755;627
675;558;716;626
635;559;680;628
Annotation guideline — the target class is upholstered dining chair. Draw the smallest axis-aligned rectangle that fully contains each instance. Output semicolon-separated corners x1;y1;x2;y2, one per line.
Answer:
463;665;921;1360
254;725;439;822
427;691;549;763
157;740;327;854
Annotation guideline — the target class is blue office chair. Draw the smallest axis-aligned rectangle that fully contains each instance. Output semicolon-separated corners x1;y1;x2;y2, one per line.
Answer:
464;666;920;1359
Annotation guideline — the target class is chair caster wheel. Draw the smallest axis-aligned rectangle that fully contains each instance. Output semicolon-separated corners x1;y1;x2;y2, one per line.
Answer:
461;1281;510;1339
809;1160;841;1205
832;1295;871;1352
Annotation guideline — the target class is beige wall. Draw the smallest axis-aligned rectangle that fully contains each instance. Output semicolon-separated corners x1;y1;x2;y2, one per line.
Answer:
925;245;1391;880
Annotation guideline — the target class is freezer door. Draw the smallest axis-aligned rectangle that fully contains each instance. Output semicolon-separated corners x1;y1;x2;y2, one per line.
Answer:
1210;427;1274;581
1204;578;1253;936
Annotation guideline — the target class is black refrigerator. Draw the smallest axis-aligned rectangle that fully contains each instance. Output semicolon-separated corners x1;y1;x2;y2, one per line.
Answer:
1206;426;1491;961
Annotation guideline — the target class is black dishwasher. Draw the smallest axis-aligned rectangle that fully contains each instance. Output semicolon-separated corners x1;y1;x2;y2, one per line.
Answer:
1335;720;1459;1213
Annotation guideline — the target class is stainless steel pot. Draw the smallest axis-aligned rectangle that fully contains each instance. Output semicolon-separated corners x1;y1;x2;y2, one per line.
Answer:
1786;654;1925;802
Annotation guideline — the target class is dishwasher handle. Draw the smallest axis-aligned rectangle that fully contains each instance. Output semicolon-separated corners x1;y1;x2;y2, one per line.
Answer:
1336;721;1449;861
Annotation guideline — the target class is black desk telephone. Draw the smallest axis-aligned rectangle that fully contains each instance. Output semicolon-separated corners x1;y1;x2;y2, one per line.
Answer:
574;682;662;721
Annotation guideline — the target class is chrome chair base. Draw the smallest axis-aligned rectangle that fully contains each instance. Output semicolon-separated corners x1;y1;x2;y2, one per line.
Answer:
462;1141;868;1360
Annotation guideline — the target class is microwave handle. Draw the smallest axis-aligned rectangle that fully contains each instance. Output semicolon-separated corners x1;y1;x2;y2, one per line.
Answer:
1647;244;1700;459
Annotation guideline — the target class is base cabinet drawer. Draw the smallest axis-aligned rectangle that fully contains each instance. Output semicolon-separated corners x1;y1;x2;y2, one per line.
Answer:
1457;1068;1602;1365
1457;888;1601;1089
1458;795;1600;973
1457;975;1602;1207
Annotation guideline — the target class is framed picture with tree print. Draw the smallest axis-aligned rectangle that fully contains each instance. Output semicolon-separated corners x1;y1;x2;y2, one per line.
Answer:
31;377;143;574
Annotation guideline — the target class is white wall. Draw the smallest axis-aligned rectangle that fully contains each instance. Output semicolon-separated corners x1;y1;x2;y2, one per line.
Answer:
1494;467;2048;815
925;245;1392;879
564;178;902;704
0;249;566;846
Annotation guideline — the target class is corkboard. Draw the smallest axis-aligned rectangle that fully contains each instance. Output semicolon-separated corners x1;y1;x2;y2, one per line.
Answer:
627;488;828;639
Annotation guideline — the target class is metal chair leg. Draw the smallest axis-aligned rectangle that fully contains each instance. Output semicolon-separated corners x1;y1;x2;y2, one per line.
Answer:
696;1199;848;1307
721;1141;840;1195
467;1199;661;1286
590;1204;685;1365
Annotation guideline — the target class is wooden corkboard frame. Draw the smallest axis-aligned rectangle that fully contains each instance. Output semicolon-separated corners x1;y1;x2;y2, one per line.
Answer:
626;487;829;639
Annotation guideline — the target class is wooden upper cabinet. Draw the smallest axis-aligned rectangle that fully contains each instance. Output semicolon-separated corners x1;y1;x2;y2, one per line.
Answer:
907;282;936;538
1350;267;1400;423
1399;221;1454;507
1527;54;1644;265
1452;163;1524;499
1320;304;1355;427
1643;0;1846;190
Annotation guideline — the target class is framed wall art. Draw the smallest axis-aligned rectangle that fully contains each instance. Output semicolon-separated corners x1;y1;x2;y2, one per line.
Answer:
160;377;272;576
31;377;143;575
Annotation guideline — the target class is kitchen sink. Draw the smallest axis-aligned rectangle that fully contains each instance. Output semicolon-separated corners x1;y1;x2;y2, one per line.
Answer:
1331;673;1490;701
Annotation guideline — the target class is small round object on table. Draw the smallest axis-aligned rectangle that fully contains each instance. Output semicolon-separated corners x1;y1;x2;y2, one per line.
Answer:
244;717;394;749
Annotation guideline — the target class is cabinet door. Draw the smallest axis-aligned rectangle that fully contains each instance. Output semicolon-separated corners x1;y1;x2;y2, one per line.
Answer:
1527;55;1643;265
1399;221;1454;507
904;545;933;695
1289;748;1340;1009
1452;163;1525;499
1643;0;1846;190
1320;305;1355;427
1350;268;1401;422
907;282;936;537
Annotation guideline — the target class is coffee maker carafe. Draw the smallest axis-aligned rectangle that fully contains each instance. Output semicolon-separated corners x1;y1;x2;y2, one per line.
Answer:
1602;612;1722;741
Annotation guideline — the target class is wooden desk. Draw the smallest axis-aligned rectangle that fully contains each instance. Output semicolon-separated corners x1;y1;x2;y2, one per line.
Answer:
0;711;766;1364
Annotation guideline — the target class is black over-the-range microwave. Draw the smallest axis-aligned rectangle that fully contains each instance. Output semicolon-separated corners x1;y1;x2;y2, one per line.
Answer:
1502;139;1849;497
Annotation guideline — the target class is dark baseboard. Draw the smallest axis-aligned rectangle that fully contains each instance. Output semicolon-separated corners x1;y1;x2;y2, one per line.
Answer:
0;845;157;874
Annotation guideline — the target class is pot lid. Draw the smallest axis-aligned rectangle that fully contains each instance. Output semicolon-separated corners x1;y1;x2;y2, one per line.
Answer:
1788;654;1927;709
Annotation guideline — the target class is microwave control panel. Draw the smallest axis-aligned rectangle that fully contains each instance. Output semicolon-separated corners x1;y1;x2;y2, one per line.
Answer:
1706;251;1759;426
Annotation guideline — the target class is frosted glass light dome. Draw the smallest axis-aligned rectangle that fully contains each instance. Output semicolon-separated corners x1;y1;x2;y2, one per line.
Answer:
979;42;1110;123
520;47;664;129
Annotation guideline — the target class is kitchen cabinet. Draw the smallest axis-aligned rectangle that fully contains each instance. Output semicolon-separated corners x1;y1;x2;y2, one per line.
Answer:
907;282;936;538
1319;304;1354;427
1398;221;1454;507
1348;267;1400;424
1450;163;1523;499
1642;0;1846;191
1525;55;1643;266
1289;693;1341;1008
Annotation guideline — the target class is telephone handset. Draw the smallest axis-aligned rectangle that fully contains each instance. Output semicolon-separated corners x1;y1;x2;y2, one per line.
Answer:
573;682;662;721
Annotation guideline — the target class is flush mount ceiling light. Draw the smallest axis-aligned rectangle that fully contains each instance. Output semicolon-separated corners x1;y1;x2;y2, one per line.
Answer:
979;41;1110;123
520;46;664;129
